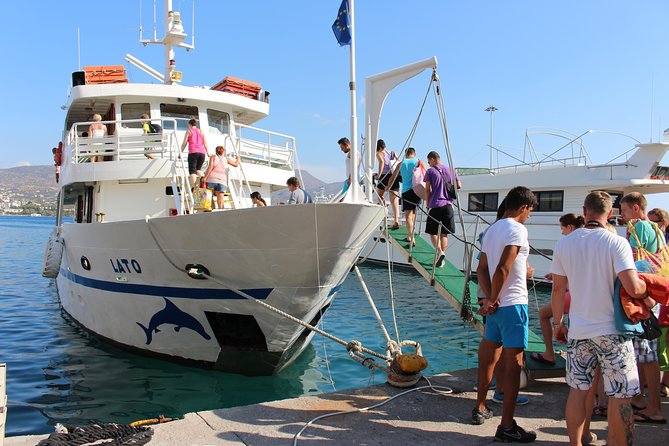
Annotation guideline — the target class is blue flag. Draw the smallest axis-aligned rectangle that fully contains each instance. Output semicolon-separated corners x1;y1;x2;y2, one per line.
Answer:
332;0;351;46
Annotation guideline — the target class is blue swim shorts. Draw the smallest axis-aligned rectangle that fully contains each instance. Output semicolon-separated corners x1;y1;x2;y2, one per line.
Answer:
484;304;528;349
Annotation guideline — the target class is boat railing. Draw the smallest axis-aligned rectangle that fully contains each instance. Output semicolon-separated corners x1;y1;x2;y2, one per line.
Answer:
67;117;181;163
489;154;589;175
479;128;644;175
234;123;295;170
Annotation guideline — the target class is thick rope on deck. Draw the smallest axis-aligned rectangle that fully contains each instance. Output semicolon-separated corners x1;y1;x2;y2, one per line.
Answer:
36;423;153;446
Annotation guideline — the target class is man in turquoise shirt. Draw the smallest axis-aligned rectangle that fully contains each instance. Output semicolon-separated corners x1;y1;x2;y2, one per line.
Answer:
620;191;665;424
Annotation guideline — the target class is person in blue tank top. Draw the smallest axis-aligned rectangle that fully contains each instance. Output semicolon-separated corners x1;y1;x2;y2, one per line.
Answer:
386;147;421;245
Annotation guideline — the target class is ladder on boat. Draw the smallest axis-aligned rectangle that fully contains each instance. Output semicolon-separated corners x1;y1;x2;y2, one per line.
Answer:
384;226;565;379
172;153;195;214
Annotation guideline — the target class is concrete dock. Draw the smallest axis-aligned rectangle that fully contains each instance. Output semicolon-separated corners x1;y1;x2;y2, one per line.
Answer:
6;368;669;445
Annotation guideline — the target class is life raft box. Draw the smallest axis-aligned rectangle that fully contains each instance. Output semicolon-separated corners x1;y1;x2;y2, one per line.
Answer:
211;76;261;99
84;65;128;84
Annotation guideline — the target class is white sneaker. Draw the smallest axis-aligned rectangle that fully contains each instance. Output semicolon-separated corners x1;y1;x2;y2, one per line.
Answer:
436;253;446;268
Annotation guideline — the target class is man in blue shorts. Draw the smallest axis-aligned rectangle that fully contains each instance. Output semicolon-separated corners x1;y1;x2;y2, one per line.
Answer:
473;186;537;443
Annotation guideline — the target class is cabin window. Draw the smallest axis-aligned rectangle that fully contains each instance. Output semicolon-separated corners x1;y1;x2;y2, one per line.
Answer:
534;190;564;212
207;109;230;135
468;193;499;212
160;104;199;131
121;103;150;128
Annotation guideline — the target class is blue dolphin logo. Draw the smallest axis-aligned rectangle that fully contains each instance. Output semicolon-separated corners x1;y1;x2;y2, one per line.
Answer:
137;297;212;345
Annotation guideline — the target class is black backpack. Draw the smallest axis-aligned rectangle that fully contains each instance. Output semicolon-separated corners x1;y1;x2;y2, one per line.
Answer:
148;123;162;134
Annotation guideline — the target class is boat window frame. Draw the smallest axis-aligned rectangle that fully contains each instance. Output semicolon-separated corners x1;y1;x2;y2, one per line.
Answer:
206;108;230;135
160;103;199;131
534;190;564;212
467;192;499;212
120;103;151;129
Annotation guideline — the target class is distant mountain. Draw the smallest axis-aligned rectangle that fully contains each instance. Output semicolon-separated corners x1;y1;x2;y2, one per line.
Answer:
0;165;58;196
0;164;342;205
271;170;343;202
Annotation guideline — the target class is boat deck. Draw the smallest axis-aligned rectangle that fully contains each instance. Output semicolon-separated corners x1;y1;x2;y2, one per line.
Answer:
385;226;565;379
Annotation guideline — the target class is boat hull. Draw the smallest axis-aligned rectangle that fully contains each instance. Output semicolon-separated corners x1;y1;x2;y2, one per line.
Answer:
55;202;384;375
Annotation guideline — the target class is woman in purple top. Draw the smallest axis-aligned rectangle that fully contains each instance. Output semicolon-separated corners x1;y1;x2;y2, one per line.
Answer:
424;150;461;267
375;139;401;230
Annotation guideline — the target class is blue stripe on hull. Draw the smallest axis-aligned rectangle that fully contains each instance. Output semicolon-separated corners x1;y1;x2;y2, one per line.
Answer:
60;269;272;300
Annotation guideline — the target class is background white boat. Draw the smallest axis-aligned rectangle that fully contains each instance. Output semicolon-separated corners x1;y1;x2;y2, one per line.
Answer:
363;128;669;278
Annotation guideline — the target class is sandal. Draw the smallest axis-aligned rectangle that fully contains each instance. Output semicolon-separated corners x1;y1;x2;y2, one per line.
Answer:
634;413;667;424
390;222;400;230
582;432;597;446
661;383;669;398
592;405;607;418
631;402;647;412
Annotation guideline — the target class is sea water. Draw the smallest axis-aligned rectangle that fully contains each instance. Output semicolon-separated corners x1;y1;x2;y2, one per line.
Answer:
0;215;551;436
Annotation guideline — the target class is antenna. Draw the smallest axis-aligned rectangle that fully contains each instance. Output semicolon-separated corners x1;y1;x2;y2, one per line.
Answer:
153;0;157;41
139;0;142;41
191;0;195;50
77;27;81;70
650;74;654;143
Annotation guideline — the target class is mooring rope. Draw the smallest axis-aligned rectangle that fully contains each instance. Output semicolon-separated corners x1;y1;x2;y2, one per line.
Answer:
145;217;392;362
292;375;453;446
36;423;153;446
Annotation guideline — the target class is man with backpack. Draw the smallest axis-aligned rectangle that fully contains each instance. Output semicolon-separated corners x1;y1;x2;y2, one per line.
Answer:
141;114;162;160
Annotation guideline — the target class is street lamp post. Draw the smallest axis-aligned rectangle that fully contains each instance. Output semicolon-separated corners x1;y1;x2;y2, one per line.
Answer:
485;105;498;171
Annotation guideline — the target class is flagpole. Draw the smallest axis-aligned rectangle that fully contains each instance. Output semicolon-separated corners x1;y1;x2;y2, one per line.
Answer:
348;0;360;202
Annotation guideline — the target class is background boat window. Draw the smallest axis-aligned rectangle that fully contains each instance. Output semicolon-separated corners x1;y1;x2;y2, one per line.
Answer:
160;104;199;131
207;109;230;135
534;190;564;212
120;103;150;128
467;192;498;212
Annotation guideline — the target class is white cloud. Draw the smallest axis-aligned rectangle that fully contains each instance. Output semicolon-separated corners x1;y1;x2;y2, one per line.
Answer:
16;161;32;167
310;112;336;126
309;112;346;127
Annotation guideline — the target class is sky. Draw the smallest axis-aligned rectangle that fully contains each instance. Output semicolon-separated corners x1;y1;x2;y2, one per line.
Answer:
4;0;669;208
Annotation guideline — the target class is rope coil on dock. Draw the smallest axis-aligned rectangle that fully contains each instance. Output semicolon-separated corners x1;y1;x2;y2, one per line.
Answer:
36;423;153;446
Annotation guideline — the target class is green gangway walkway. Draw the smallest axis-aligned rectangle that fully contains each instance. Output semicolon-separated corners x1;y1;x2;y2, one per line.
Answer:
386;226;565;379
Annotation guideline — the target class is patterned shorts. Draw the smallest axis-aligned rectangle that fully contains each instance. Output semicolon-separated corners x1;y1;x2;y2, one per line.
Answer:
633;337;659;363
567;334;640;398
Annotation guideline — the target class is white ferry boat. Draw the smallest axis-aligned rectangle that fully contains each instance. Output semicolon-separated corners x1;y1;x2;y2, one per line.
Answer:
365;127;669;278
42;2;383;375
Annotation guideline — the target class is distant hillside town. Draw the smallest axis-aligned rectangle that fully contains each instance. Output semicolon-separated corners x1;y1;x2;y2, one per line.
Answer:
0;165;59;216
0;165;343;215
